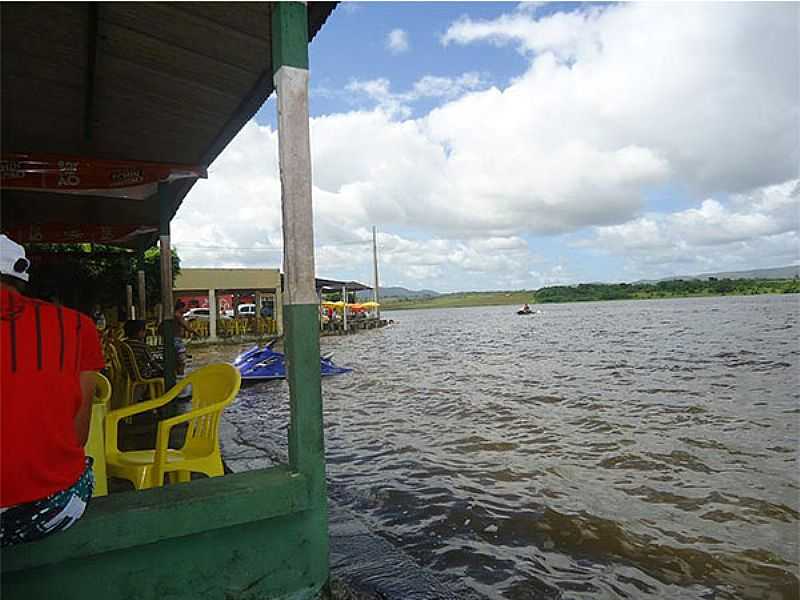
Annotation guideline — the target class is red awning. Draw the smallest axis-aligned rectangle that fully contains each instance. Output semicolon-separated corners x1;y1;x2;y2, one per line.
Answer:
0;153;207;200
6;223;158;244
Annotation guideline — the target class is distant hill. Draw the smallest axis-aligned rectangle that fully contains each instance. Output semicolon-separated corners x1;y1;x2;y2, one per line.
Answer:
357;286;440;300
651;265;800;282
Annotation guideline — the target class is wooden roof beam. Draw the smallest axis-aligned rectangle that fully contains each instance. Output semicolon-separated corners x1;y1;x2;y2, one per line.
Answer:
84;2;99;142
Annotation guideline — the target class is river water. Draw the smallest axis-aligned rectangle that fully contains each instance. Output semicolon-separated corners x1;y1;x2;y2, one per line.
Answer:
223;294;799;599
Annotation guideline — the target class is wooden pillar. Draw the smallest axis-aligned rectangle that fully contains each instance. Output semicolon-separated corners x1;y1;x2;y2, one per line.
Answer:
159;183;176;389
136;237;147;320
208;288;217;341
125;284;134;319
341;285;347;332
273;3;327;577
372;225;381;321
276;286;284;335
137;270;146;319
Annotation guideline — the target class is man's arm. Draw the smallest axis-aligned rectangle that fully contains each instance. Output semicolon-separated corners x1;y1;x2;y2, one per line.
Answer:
76;314;105;446
176;315;194;338
75;371;95;446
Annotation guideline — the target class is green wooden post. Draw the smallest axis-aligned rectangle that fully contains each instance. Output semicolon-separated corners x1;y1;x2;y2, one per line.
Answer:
159;183;176;389
272;0;329;585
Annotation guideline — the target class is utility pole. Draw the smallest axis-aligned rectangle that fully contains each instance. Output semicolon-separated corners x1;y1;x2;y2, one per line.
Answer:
372;225;380;321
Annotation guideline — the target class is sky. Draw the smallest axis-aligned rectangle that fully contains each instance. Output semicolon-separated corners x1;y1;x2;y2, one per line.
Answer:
172;2;800;293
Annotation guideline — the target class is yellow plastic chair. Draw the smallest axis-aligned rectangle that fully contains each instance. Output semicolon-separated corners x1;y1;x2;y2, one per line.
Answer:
103;342;127;409
256;317;277;336
218;320;231;338
104;363;241;490
84;373;112;497
191;320;209;338
145;321;159;338
118;341;165;407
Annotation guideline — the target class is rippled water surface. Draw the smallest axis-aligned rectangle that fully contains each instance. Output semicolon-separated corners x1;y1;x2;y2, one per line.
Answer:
223;295;799;599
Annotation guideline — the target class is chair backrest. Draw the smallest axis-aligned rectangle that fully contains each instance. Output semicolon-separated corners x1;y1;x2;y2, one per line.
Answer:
118;341;145;381
191;320;209;338
94;372;112;406
103;341;120;376
181;363;241;456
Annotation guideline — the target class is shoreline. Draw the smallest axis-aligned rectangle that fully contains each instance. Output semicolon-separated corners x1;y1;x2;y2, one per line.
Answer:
383;288;799;311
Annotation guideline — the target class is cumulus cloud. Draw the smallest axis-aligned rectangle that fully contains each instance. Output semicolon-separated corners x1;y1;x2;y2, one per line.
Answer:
580;180;800;277
440;3;798;194
175;3;799;290
346;72;487;117
386;28;409;54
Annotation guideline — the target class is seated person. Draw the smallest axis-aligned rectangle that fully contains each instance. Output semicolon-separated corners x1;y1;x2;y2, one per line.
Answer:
1;235;104;546
123;320;163;379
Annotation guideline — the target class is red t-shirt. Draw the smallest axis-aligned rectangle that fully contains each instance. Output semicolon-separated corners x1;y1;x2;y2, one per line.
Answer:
1;287;105;507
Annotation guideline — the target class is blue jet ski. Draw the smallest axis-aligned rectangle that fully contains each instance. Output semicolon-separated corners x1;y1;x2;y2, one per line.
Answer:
234;344;352;381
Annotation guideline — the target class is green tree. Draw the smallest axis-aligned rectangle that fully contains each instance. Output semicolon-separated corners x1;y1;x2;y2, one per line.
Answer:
24;243;180;315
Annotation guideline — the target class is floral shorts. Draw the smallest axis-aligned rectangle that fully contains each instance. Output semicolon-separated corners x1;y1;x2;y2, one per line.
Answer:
0;458;94;547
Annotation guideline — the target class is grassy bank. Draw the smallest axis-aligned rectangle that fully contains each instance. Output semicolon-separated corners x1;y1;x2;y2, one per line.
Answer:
381;279;800;311
382;291;534;311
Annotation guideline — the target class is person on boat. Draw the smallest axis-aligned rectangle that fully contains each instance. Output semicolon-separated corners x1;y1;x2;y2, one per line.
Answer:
123;319;163;379
521;303;531;313
0;234;105;546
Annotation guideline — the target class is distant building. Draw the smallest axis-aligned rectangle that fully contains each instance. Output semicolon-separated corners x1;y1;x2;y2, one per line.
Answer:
174;268;282;338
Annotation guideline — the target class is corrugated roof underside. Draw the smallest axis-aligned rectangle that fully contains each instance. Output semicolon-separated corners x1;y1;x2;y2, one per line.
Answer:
2;2;274;164
0;1;338;231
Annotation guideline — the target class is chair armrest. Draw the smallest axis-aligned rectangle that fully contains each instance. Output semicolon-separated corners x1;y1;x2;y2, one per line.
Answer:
155;404;225;445
153;404;227;469
104;378;192;456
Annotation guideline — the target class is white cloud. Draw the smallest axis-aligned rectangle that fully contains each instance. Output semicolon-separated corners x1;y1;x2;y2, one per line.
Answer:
346;72;487;117
515;2;545;15
386;28;409;54
175;3;799;290
440;3;798;194
580;180;800;277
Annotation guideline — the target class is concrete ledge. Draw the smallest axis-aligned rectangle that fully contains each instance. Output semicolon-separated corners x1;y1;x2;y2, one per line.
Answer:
2;466;309;573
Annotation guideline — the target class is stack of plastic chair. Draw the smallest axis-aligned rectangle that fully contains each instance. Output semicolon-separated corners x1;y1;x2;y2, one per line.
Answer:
145;320;161;347
118;341;165;407
84;373;112;497
234;318;249;336
104;364;241;490
192;319;209;338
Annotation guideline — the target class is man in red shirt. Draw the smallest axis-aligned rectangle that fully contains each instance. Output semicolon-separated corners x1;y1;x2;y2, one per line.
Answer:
0;234;105;546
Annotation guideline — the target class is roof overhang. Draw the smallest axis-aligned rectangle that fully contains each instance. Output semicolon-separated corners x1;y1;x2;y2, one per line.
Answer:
316;277;372;292
1;2;337;245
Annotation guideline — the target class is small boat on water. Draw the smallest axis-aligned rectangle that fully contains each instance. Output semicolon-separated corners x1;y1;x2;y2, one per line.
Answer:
234;344;352;381
517;304;539;315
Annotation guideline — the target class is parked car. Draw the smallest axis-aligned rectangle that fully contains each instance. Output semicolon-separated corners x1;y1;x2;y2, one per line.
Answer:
184;308;231;321
183;308;209;321
236;303;257;317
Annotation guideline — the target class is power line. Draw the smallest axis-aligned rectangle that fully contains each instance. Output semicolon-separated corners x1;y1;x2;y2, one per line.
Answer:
174;239;374;252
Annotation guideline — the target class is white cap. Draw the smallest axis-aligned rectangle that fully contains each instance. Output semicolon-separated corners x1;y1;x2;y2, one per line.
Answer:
0;234;30;282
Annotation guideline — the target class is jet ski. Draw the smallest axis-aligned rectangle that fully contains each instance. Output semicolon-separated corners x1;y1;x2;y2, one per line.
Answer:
234;344;352;381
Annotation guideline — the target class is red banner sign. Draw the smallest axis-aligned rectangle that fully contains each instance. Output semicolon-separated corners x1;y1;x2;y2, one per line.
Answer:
5;224;157;244
0;153;207;199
